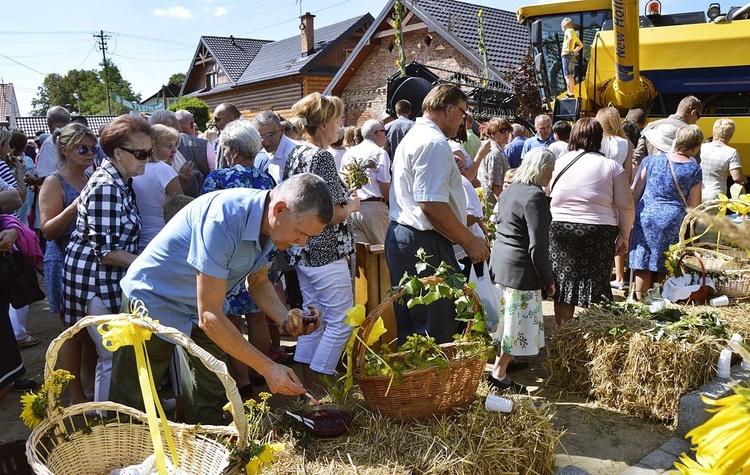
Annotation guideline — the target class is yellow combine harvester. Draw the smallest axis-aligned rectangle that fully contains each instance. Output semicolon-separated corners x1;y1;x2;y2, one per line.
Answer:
517;0;750;171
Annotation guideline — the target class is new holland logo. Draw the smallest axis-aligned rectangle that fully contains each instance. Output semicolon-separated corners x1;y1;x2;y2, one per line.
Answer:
616;64;634;82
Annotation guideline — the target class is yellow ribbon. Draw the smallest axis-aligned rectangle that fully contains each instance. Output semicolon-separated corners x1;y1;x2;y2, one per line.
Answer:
98;307;178;475
341;305;387;391
245;443;285;475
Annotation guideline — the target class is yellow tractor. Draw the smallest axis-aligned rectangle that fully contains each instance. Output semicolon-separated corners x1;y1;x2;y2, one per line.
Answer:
518;0;750;172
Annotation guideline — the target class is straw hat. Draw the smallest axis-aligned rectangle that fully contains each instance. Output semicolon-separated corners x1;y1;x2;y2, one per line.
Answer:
643;122;680;153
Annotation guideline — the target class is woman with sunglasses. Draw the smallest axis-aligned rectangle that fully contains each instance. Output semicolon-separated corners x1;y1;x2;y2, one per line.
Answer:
63;115;151;403
38;123;98;404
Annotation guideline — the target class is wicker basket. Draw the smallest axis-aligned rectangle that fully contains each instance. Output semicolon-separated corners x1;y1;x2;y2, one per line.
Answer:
354;276;487;420
27;314;248;475
676;200;750;299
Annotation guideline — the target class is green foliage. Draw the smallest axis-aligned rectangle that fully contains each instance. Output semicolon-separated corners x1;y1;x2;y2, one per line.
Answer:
31;60;139;116
167;72;186;87
502;52;543;122
168;96;210;132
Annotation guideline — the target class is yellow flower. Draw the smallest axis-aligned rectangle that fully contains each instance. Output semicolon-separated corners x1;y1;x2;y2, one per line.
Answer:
20;393;45;429
478;9;484;18
675;385;750;473
245;443;284;475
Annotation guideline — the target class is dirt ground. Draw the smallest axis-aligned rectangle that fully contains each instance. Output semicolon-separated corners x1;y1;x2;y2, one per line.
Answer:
1;290;674;474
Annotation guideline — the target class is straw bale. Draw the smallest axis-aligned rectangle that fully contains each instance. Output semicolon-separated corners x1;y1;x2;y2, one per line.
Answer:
545;304;726;423
260;388;560;475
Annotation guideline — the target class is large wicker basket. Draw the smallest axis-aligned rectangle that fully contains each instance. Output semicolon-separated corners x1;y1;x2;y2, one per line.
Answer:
676;199;750;299
27;314;248;475
354;276;487;420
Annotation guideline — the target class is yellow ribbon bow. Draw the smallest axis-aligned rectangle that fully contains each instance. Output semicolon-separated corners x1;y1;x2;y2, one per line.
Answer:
98;303;178;475
245;443;285;475
342;304;387;391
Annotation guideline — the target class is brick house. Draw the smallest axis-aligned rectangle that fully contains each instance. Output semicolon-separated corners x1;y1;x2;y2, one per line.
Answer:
180;13;374;120
324;0;528;126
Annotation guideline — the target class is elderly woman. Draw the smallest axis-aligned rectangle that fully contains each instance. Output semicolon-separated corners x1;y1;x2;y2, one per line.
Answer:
132;124;183;252
63;115;151;402
549;118;634;325
283;92;360;396
201;119;276;398
489;147;556;393
39;123;99;404
700;118;747;201
630;125;703;298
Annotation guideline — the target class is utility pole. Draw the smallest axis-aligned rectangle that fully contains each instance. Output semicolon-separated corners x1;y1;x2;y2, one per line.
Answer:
94;30;112;114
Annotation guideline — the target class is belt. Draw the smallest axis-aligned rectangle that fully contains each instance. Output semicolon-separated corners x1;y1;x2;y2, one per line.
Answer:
362;197;386;202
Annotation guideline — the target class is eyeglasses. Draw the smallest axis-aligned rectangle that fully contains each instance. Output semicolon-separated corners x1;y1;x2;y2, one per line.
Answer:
376;129;387;134
261;130;278;140
213;115;229;123
457;105;469;120
119;146;153;161
76;144;100;155
497;128;512;134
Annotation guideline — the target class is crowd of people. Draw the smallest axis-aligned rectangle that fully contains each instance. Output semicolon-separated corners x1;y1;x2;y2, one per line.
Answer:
0;87;748;415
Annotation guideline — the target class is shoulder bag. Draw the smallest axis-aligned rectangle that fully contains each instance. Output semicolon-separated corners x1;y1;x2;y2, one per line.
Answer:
667;157;689;208
0;250;45;309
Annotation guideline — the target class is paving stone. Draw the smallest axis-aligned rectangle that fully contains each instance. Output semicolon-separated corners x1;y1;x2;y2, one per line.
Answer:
620;464;665;475
658;437;691;458
556;466;593;475
639;450;678;470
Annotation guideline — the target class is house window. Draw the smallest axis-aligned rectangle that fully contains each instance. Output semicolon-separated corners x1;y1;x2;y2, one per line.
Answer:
206;72;217;90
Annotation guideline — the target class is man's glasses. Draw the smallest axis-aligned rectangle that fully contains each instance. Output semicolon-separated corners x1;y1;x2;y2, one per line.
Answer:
76;144;100;155
213;115;229;123
261;130;278;140
119;146;153;161
376;129;386;134
457;105;469;120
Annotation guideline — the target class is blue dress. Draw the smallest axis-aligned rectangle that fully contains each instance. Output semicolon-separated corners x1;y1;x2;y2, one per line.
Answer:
629;154;702;273
201;164;275;315
43;174;81;314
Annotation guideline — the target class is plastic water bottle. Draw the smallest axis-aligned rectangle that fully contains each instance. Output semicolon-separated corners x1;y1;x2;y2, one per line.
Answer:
717;348;732;379
730;333;750;371
646;283;666;313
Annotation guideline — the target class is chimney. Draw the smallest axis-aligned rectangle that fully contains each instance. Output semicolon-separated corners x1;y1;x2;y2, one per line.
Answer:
300;12;316;56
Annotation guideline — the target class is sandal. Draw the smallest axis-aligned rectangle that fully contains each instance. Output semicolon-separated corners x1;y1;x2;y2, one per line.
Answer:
17;335;41;349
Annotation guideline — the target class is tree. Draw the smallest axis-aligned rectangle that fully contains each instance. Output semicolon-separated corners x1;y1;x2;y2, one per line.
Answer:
31;60;140;116
502;51;543;123
168;73;186;88
168;96;210;132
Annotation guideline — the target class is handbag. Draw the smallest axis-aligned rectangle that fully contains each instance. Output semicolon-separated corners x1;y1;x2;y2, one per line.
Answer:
0;250;46;309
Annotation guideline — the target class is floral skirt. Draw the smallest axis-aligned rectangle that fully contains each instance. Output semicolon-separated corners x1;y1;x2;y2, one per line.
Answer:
549;221;617;308
489;286;545;357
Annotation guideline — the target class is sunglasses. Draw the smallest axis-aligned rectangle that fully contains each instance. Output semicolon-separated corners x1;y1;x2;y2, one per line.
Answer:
76;144;100;155
119;146;153;161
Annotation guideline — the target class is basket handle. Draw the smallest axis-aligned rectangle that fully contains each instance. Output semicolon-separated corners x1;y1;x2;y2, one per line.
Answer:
354;276;482;371
677;252;707;288
44;314;248;448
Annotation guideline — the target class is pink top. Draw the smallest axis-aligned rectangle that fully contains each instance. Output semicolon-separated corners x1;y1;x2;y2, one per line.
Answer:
550;150;625;227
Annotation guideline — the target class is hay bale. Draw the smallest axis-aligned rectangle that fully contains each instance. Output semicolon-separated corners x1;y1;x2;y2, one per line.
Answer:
261;388;560;475
545;303;725;423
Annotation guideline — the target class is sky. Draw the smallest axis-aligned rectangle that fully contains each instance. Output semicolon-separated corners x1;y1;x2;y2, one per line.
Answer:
2;0;713;116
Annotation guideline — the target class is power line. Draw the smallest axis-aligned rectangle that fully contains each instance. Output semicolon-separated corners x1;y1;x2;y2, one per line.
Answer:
0;53;47;76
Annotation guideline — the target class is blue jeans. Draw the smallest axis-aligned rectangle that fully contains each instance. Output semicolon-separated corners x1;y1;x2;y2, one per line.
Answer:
562;53;577;77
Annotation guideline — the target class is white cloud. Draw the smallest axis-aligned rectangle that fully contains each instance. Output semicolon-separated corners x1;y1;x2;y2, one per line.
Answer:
203;6;228;16
153;6;193;19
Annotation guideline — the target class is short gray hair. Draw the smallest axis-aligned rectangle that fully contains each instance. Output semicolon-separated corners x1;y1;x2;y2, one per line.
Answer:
148;109;179;129
252;110;281;128
219;119;262;159
360;119;383;139
272;173;333;224
46;106;71;129
511;123;525;138
513;147;555;187
175;109;193;125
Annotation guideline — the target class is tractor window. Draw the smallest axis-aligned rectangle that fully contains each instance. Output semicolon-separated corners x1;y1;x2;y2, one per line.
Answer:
531;10;610;99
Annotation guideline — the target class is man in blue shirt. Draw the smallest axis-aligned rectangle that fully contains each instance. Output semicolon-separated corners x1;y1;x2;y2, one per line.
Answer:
504;124;527;169
112;173;332;424
521;114;555;159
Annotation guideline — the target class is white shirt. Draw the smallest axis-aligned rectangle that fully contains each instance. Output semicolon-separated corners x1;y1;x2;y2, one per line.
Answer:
170;149;187;175
600;135;629;166
132;161;178;251
35;135;59;177
453;175;484;260
548;141;569;159
340;138;391;200
263;134;298;184
389;117;467;230
700;141;742;202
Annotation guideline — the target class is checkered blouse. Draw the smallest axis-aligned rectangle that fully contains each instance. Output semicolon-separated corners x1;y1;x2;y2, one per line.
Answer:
62;160;140;324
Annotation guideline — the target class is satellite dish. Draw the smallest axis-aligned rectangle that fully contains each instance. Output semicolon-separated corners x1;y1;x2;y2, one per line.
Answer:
389;76;434;120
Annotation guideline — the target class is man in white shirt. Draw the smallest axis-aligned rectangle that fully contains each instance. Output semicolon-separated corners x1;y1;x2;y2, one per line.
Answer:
252;110;298;184
386;84;490;344
340;119;391;244
34;106;71;178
